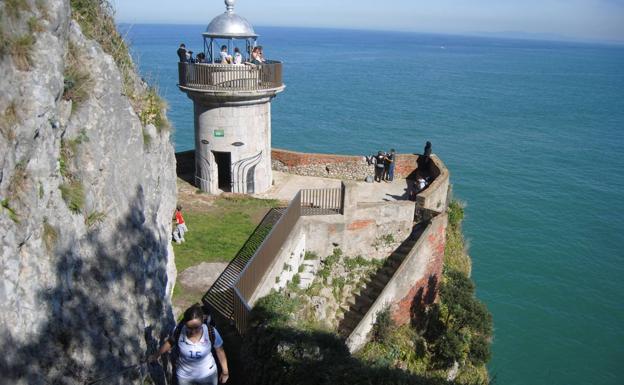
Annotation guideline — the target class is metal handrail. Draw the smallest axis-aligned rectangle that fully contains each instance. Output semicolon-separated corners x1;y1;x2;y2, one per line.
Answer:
231;192;302;332
301;188;342;215
229;187;345;333
178;61;283;91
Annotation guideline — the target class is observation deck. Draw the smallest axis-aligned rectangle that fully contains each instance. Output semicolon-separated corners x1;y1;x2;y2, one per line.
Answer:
178;61;284;93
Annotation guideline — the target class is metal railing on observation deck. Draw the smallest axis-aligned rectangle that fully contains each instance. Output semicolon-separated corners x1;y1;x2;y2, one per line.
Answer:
178;61;283;91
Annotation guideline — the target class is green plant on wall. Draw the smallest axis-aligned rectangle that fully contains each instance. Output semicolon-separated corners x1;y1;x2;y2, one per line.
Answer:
4;0;31;19
85;210;106;228
43;218;58;251
60;180;85;214
139;87;169;133
1;199;19;223
63;45;94;112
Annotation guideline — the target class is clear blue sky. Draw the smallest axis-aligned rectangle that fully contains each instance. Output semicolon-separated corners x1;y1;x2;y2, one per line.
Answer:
113;0;624;43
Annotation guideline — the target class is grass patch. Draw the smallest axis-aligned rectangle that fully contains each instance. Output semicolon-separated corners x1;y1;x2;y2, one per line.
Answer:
27;16;44;33
85;210;106;228
139;87;169;133
63;44;93;110
4;0;31;19
9;160;29;198
9;34;35;71
60;180;85;214
445;200;471;276
70;0;172;131
0;102;18;141
43;218;58;251
172;196;279;273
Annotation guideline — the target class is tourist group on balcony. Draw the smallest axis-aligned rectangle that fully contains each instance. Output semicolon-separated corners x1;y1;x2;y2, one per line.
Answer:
369;149;396;183
177;42;265;65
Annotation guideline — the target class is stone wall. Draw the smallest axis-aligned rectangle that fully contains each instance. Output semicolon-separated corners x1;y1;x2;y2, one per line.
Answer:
415;155;450;213
0;2;176;384
272;148;421;181
346;213;448;352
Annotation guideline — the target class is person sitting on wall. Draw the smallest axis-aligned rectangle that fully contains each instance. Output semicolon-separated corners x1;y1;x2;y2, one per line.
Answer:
233;47;243;65
220;45;232;64
177;43;188;63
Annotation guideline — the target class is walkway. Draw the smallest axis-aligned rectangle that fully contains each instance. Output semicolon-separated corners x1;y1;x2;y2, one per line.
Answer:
257;171;412;203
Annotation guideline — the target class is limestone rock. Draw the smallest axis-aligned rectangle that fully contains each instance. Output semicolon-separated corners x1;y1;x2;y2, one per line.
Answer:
0;2;176;384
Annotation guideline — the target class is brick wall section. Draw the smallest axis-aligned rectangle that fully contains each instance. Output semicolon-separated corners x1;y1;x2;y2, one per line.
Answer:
392;218;446;326
272;148;421;181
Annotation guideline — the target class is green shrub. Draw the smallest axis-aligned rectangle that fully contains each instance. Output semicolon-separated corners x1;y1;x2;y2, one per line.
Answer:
448;200;465;228
252;291;299;327
292;273;301;286
372;306;395;343
60;180;85;213
432;329;464;368
304;251;318;260
468;335;491;366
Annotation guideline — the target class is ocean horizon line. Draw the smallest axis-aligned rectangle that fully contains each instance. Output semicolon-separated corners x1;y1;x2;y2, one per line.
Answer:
117;22;624;48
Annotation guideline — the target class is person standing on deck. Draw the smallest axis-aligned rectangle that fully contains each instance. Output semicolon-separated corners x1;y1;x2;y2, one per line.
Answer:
374;151;386;183
177;43;188;62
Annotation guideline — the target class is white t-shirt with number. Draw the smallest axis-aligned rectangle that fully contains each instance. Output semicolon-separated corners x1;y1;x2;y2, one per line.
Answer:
176;324;223;380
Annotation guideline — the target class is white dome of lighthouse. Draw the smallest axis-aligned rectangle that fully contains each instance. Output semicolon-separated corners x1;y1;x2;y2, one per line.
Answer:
204;0;257;38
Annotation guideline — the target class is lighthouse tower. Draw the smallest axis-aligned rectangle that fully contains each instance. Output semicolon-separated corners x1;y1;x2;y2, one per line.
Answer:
178;0;284;194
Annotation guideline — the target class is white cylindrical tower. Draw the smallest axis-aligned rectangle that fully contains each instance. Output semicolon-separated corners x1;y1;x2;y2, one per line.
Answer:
177;0;284;194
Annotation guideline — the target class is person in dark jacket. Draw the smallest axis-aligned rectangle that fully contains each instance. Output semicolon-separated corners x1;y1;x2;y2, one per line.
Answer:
177;43;188;63
418;141;432;171
374;151;386;183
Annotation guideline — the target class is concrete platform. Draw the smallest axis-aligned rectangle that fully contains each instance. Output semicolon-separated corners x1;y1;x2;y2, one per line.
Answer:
257;171;412;203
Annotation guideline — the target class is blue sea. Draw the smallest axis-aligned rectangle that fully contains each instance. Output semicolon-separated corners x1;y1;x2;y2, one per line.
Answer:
121;24;624;384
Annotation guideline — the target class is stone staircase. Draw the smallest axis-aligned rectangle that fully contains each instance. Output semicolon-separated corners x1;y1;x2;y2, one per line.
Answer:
337;225;425;337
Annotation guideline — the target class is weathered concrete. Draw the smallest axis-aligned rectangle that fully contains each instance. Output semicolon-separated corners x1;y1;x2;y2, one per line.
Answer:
181;77;284;195
416;155;450;212
249;220;307;306
258;171;412;203
346;213;448;352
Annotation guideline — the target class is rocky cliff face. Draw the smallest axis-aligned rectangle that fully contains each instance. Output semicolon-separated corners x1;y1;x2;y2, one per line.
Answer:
0;1;176;383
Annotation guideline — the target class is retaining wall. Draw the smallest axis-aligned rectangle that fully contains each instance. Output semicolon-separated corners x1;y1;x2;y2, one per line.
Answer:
272;148;420;181
346;213;448;352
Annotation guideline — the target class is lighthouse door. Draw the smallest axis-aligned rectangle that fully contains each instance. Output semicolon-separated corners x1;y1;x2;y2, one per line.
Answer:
246;165;256;194
212;151;231;192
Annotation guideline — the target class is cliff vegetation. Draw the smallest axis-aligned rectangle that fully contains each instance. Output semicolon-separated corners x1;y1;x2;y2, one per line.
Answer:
239;200;493;385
